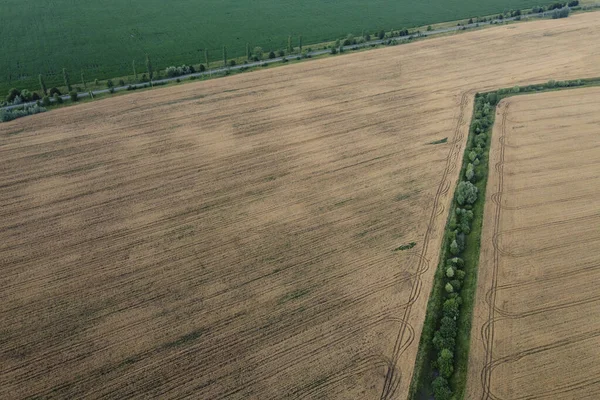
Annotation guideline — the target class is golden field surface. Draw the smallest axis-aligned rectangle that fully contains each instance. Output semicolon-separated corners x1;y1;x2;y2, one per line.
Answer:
466;87;600;400
1;13;600;400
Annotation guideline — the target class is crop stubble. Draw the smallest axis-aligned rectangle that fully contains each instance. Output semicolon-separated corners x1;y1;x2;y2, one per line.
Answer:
1;14;600;399
466;87;600;400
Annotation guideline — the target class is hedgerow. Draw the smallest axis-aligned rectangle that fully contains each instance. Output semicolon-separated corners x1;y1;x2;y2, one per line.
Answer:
408;76;599;399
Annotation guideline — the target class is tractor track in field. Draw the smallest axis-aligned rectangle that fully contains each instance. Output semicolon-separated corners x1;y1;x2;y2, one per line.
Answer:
380;91;470;400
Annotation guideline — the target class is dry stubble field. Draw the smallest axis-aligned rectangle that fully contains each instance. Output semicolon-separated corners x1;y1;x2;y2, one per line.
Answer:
1;13;600;400
466;87;600;400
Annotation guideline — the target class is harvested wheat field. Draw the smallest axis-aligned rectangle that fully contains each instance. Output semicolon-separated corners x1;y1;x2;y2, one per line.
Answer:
1;13;600;400
466;87;600;400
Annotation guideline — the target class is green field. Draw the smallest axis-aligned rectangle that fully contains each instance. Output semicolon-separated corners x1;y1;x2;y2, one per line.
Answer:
1;0;537;94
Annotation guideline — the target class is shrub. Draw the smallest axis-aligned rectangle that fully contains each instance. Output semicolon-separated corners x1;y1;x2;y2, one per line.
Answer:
427;25;433;31
229;60;236;66
69;91;78;102
0;103;47;122
109;87;115;94
456;181;478;205
474;134;487;148
568;0;579;5
253;47;264;60
106;80;114;88
331;47;338;54
42;96;51;106
166;65;194;77
449;257;464;269
199;64;206;72
450;279;462;291
118;79;125;86
486;92;498;105
378;29;385;39
53;93;63;104
552;7;570;18
278;49;285;57
269;51;276;59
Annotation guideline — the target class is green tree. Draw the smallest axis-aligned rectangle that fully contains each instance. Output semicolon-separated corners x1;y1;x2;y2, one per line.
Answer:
253;46;264;60
205;49;210;68
433;330;455;352
432;377;452;400
146;55;153;83
456;181;478;205
7;88;20;103
443;298;460;319
63;68;72;92
343;34;354;45
445;282;454;293
39;74;47;95
106;79;114;88
438;348;454;378
223;46;227;67
299;35;303;51
466;163;475;181
133;60;138;82
439;316;457;339
450;239;459;255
